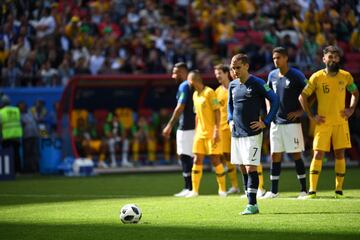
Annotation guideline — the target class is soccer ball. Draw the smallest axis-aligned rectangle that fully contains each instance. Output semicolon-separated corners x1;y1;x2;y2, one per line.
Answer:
119;204;142;224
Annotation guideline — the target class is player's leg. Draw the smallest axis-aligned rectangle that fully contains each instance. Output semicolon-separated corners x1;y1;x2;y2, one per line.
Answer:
332;123;351;198
257;164;266;197
306;150;324;198
304;124;331;199
186;137;205;197
263;123;283;198
240;133;262;215
222;129;239;193
262;152;281;199
223;152;240;194
174;130;194;197
241;165;260;215
291;152;307;196
208;137;226;196
186;153;204;197
239;164;248;198
210;154;227;196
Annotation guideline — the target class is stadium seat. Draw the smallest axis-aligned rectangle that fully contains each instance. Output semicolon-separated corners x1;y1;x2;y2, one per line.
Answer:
235;20;250;32
248;31;264;46
337;41;350;53
345;52;360;62
234;31;246;41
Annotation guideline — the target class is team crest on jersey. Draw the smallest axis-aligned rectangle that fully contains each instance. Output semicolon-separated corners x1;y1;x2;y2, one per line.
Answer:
245;87;253;97
285;78;290;88
338;80;345;91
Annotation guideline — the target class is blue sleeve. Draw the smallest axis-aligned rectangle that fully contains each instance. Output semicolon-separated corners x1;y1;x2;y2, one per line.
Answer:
256;79;279;126
177;83;189;105
227;83;233;122
263;89;279;125
267;72;273;89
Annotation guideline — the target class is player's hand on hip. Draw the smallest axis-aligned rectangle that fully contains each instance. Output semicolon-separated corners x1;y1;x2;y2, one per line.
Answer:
250;120;266;131
162;125;171;139
341;108;354;120
287;110;303;121
312;115;326;124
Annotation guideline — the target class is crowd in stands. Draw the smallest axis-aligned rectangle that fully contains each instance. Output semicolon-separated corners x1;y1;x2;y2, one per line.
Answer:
191;0;360;73
1;0;360;88
1;0;360;169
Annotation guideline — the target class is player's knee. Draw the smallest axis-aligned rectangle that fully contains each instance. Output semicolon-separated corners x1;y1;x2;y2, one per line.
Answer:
271;152;282;162
314;151;324;160
334;149;345;159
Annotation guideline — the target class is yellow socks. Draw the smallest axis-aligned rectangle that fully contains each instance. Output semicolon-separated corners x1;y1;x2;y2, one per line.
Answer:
192;164;203;193
226;161;239;189
335;158;346;192
214;164;226;192
309;159;323;192
257;164;264;191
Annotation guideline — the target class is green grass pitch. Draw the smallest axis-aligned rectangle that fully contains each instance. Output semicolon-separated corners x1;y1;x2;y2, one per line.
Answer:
1;167;360;240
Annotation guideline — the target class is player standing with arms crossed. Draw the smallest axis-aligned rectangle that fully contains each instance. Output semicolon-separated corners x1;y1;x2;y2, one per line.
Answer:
299;45;359;199
262;47;308;199
228;54;279;214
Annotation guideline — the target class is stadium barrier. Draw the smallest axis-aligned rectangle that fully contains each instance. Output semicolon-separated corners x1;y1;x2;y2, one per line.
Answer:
0;148;15;180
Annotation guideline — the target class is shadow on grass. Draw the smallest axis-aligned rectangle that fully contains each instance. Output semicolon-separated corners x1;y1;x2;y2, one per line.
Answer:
0;222;359;240
1;168;360;206
271;211;360;215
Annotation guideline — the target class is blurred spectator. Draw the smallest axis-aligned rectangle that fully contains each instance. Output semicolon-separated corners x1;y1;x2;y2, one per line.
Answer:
30;99;48;136
18;101;40;173
30;7;56;39
2;55;22;87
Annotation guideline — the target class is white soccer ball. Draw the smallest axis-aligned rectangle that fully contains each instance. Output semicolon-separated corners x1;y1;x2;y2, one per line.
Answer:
120;204;142;224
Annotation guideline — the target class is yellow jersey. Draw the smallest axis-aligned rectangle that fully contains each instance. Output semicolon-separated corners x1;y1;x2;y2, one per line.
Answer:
215;85;230;131
193;86;220;139
302;69;354;125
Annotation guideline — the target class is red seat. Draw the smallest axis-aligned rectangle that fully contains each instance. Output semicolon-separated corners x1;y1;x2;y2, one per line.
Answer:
235;20;250;31
234;32;246;41
337;41;349;52
345;52;360;62
93;109;109;137
248;31;264;46
344;61;360;72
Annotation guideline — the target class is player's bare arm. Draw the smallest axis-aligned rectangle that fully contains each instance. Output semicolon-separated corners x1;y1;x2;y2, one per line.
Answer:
213;109;220;144
162;104;185;138
341;88;359;119
299;93;325;124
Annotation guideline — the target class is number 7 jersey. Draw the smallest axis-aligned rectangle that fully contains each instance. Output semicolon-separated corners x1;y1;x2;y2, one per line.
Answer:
302;69;354;125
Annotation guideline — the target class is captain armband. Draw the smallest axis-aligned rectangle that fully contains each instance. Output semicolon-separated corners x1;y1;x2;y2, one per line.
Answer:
347;83;358;93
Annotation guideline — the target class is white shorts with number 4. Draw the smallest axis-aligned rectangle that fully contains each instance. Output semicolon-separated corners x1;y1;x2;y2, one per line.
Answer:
270;123;304;153
231;132;263;166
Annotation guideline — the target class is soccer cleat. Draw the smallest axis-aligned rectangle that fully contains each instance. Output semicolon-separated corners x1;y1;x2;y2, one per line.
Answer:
240;204;259;215
218;191;227;197
261;191;279;199
256;188;267;198
185;191;199;198
226;187;240;194
335;193;345;199
300;192;316;199
174;189;190;197
297;191;308;199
